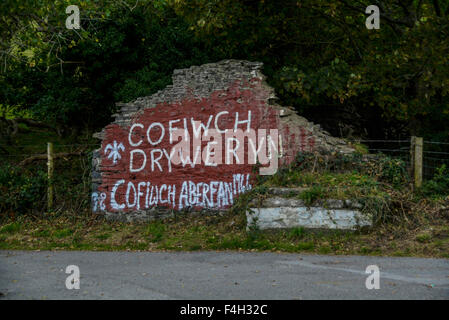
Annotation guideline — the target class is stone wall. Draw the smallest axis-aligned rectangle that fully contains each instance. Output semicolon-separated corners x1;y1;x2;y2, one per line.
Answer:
92;60;353;221
246;188;372;231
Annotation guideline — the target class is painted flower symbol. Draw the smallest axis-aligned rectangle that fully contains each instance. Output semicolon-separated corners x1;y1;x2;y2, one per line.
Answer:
104;140;125;164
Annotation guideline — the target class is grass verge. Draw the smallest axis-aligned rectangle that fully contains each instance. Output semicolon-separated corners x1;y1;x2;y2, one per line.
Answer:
0;207;448;258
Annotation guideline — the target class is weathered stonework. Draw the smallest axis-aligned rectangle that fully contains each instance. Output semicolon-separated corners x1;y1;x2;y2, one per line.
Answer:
246;189;372;231
92;60;353;221
247;206;371;230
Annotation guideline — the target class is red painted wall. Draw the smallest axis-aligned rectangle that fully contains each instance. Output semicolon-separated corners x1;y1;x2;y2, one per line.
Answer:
95;79;315;212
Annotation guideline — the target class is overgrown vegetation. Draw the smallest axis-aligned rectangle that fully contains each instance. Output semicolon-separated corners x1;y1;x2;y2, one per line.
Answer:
1;1;220;137
0;206;447;258
0;163;47;215
0;1;448;256
1;1;448;140
420;165;449;198
0;122;96;218
1;125;448;257
253;152;408;225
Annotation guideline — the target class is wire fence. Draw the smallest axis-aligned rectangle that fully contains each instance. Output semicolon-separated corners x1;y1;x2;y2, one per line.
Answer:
354;138;449;180
0;143;98;160
350;139;412;173
1;137;449;181
1;137;449;215
422;141;449;179
0;143;99;214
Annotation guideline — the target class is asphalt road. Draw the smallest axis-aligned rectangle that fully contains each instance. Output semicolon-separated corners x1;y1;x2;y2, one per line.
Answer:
0;251;448;300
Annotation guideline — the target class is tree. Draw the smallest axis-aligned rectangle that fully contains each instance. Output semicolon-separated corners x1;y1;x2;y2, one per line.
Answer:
170;0;449;138
0;0;218;136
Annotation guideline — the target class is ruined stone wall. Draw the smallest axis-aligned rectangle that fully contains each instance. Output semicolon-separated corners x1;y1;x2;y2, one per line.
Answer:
92;60;353;221
246;188;371;231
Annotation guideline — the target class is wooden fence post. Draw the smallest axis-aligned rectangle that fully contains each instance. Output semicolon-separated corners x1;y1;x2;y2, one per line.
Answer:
47;142;54;211
411;136;423;189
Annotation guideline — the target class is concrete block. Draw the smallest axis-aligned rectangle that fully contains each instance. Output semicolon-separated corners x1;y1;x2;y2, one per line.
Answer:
246;206;372;231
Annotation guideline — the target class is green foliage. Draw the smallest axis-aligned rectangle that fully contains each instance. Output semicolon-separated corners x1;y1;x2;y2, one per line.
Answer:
297;242;315;251
416;233;432;243
53;228;74;238
293;152;409;190
2;0;449;140
0;164;47;215
0;221;22;234
1;2;218;131
299;186;325;205
421;165;449;197
288;227;305;240
171;0;449;138
376;157;409;188
352;143;369;155
34;229;50;238
146;221;166;242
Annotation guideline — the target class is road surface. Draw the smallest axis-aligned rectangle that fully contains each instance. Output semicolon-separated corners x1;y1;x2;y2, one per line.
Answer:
0;251;448;299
